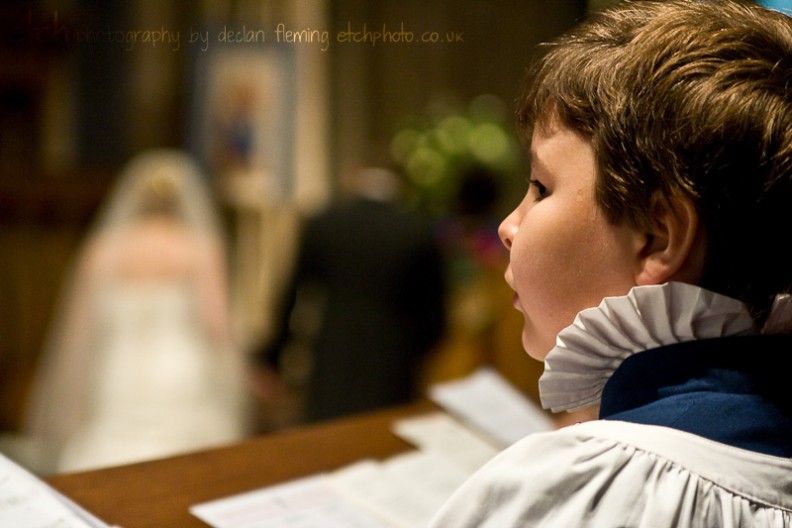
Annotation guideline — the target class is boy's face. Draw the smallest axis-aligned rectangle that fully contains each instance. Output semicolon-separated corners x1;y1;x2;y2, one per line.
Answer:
499;121;642;360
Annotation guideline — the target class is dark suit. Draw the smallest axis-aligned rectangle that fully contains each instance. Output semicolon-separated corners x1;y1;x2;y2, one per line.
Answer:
261;196;446;422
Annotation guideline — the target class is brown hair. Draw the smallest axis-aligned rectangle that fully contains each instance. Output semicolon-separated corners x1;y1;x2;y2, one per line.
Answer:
518;0;792;324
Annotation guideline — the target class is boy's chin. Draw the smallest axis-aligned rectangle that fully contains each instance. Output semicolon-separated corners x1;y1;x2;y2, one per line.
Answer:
522;331;554;362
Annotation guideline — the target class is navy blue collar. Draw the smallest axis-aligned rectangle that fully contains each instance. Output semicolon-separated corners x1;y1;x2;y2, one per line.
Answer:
600;335;792;457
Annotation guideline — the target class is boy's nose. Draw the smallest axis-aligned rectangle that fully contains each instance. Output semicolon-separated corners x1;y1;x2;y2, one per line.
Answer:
498;212;517;251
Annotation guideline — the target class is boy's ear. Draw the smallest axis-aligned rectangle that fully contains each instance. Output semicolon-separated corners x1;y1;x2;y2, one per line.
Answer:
635;193;703;286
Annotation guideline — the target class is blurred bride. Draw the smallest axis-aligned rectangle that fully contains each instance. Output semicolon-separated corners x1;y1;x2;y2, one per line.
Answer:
26;150;248;473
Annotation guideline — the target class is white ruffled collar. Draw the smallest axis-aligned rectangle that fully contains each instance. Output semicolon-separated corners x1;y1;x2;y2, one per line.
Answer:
538;282;756;413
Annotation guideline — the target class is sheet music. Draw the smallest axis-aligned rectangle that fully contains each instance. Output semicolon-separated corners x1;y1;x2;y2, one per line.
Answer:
330;452;470;528
392;412;499;472
190;474;392;528
191;368;553;527
428;367;554;446
0;452;110;528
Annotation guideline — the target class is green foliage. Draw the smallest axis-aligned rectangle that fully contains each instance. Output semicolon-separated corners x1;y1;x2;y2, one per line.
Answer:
390;94;523;215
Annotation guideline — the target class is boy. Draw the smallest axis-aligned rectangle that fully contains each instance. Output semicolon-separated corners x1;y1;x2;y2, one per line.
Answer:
429;1;792;526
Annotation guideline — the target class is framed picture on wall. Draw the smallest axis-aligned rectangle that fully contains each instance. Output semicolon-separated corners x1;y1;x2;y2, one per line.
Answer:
190;43;296;204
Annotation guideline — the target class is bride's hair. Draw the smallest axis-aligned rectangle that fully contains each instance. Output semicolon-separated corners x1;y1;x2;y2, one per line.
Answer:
97;150;221;237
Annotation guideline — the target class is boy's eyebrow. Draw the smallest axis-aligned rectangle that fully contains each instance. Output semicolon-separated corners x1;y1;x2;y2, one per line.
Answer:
528;147;549;178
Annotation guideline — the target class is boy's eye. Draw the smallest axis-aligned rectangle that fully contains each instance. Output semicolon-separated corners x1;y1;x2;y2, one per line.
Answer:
528;179;549;201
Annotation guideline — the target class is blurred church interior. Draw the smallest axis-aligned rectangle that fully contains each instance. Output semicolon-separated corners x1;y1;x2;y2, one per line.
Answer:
0;0;604;441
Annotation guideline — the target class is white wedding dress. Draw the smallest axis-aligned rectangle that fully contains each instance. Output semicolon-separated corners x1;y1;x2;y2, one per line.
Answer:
57;279;244;472
25;150;247;475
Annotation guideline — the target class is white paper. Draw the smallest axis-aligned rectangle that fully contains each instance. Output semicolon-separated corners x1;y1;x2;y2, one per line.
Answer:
428;368;554;447
0;452;110;528
191;372;554;528
330;452;470;528
191;449;476;528
190;474;392;528
392;412;499;472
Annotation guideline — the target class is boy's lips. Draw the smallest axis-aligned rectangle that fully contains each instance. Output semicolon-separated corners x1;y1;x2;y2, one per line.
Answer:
504;267;514;288
504;269;521;309
512;293;521;309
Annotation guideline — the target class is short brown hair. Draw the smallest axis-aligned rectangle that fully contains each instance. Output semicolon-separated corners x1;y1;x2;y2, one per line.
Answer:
518;0;792;324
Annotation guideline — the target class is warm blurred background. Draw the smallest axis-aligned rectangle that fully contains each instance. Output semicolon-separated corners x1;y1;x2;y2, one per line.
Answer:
0;0;623;471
